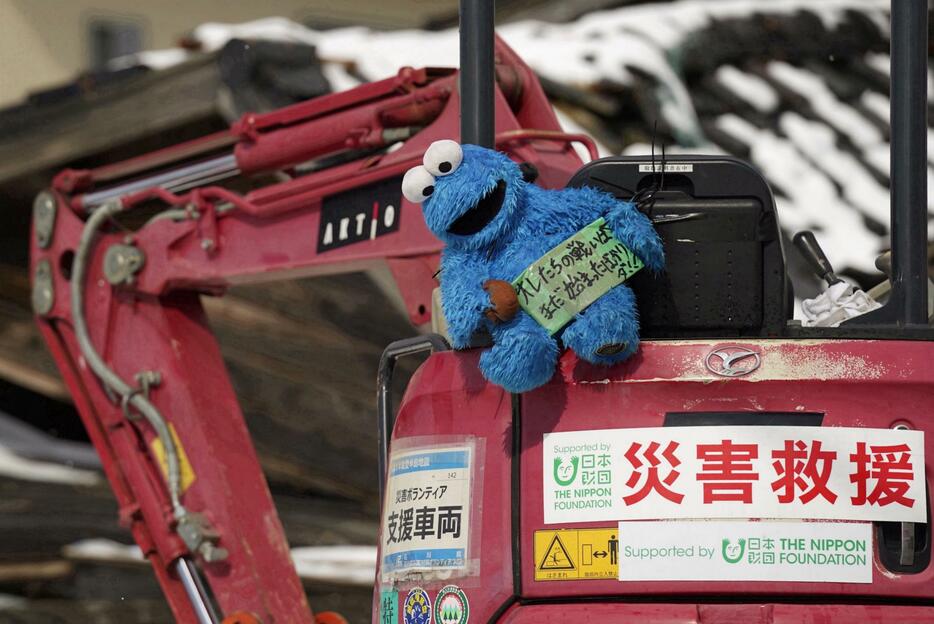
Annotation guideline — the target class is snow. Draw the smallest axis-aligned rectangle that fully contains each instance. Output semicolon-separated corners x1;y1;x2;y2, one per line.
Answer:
865;52;889;76
860;90;889;123
107;0;920;286
193;17;320;51
0;445;99;486
63;538;143;563
767;61;882;148
108;49;191;72
0;595;27;610
863;143;889;176
859;7;890;36
63;539;377;587
763;64;908;222
714;113;758;145
553;108;612;160
133;1;892;101
318;28;460;85
865;53;934;99
859;92;934;178
570;0;888;53
621;142;726;157
714;65;779;113
125;3;893;151
716;113;881;273
182;2;886;146
320;63;362;93
779;112;890;225
291;545;376;586
189;2;880;143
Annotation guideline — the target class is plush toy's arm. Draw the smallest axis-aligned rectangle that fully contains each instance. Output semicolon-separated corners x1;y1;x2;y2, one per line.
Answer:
533;186;663;272
439;251;494;348
602;197;665;273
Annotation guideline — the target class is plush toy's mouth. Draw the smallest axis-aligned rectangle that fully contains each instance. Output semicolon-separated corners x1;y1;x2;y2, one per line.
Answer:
447;180;506;236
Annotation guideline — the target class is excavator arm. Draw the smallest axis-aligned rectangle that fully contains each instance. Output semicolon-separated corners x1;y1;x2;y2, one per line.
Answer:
30;38;588;623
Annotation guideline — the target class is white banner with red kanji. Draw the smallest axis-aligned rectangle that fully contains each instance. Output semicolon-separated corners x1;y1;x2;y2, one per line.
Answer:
543;426;925;524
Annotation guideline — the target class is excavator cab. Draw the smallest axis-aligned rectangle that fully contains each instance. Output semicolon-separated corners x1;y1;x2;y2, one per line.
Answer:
569;155;792;338
25;0;931;621
373;1;933;622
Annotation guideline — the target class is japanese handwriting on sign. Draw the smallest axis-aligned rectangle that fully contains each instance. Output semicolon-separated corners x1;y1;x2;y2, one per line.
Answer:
515;276;542;306
386;505;464;544
539;293;565;322
512;217;644;335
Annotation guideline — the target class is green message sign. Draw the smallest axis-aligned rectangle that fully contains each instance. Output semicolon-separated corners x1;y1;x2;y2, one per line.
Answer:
512;218;644;334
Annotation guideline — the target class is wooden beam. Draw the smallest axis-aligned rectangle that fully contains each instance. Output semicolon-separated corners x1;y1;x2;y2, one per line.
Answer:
0;560;72;582
0;55;223;185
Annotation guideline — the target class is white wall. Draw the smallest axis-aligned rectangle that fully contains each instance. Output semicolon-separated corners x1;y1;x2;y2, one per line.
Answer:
0;0;457;107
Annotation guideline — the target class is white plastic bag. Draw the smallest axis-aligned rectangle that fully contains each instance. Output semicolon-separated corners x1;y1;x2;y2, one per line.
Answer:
801;281;881;327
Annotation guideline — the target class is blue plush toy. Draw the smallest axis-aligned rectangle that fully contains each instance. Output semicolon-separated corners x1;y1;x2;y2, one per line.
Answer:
403;140;664;393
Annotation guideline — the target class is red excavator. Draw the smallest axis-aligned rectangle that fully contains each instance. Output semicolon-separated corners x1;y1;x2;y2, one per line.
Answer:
30;0;932;622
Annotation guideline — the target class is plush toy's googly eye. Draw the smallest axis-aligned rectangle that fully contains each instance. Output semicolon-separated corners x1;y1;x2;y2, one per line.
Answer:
423;140;463;177
402;166;436;203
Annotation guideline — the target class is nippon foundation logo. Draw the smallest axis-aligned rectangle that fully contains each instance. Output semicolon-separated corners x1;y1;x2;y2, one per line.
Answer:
552;455;579;487
704;345;761;377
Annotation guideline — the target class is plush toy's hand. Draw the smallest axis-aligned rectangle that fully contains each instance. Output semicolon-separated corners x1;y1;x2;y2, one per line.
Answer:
483;279;519;323
606;201;665;273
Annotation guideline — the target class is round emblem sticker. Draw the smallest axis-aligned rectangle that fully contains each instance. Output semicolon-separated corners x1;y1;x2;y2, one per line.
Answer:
434;585;468;624
403;587;432;624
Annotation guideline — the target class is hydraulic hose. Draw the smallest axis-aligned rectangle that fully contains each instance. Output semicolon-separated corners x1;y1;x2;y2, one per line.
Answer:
70;199;187;518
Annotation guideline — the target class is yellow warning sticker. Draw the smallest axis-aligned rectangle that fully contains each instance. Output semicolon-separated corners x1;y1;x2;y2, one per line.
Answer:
534;528;619;581
150;424;196;493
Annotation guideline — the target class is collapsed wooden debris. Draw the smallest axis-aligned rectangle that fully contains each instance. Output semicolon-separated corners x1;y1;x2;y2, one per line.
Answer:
0;0;930;617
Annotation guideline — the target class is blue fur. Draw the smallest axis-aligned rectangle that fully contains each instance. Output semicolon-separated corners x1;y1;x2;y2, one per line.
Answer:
480;313;558;393
562;286;641;365
423;145;664;392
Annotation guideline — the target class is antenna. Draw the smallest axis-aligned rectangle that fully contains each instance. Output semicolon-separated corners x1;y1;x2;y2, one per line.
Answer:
459;0;495;148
